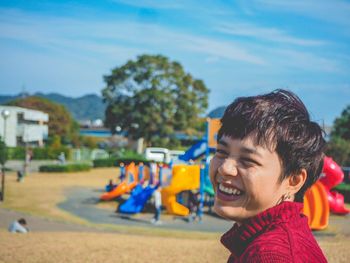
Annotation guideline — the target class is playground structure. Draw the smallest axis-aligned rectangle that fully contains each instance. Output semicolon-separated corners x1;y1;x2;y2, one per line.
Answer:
161;164;200;216
100;161;209;217
320;157;350;215
99;118;349;229
303;156;349;230
100;163;140;201
99;118;220;217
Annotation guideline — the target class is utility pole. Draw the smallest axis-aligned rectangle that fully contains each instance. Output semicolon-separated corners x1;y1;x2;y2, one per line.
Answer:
1;109;10;201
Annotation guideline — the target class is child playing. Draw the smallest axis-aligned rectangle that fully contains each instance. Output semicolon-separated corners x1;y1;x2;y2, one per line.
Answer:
151;187;162;225
210;89;327;262
8;218;29;233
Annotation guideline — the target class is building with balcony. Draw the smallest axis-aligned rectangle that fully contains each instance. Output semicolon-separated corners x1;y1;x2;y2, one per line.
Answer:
0;106;49;147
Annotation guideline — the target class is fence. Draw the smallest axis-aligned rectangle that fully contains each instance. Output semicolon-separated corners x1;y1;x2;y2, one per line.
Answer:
71;148;109;162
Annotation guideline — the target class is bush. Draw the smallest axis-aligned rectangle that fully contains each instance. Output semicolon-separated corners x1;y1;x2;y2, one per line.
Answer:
7;146;70;160
39;163;91;172
34;146;70;160
333;183;350;203
335;183;350;191
7;147;25;160
81;136;101;149
113;149;144;159
93;158;116;168
325;137;350;166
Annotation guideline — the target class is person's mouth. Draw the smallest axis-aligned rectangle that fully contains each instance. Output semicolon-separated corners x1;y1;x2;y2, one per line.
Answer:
216;183;244;202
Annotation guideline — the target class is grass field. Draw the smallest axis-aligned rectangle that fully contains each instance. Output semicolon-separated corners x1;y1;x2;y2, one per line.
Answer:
2;168;117;225
0;230;228;263
1;168;350;262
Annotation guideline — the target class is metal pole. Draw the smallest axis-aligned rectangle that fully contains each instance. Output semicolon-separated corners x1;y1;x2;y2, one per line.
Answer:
198;164;204;221
1;115;7;201
0;167;4;201
1;110;10;202
0;121;6;202
138;162;144;182
2;121;5;143
158;164;163;187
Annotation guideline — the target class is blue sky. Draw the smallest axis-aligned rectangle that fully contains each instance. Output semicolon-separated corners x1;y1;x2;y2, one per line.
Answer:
0;0;349;125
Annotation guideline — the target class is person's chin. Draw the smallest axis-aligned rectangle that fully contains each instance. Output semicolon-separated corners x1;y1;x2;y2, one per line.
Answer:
213;202;243;221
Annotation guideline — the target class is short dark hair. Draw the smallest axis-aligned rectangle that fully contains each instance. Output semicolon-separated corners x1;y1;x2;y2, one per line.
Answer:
218;89;326;202
18;218;27;225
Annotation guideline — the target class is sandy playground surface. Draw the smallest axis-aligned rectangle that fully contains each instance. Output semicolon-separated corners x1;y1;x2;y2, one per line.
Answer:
0;168;349;262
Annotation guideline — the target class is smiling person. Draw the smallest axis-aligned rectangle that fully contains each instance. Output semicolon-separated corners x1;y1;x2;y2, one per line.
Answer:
210;89;327;262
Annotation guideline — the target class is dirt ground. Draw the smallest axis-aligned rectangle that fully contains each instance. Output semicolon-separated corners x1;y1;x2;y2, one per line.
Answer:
1;230;349;263
1;168;350;262
0;230;227;263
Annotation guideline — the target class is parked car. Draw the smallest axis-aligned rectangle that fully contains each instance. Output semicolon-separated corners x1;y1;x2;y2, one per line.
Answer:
144;147;185;164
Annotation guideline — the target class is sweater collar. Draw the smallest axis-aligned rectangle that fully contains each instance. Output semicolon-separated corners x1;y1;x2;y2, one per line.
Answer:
221;201;303;257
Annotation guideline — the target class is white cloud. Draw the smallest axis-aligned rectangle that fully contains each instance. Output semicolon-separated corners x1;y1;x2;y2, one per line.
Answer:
180;35;265;65
0;7;345;73
0;8;265;65
255;0;350;27
216;23;326;46
273;49;340;73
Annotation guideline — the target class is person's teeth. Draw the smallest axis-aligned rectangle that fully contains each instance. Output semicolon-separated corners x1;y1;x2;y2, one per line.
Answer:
219;183;242;195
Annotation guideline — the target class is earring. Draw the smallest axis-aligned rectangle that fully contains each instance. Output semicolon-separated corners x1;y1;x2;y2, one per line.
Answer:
277;193;290;205
283;193;291;201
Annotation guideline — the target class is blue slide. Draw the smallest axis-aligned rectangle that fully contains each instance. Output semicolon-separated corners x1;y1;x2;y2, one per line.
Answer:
119;184;157;214
203;165;214;196
179;140;217;162
179;140;207;162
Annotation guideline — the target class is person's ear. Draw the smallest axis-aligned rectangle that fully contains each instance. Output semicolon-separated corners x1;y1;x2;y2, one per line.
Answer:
288;169;307;195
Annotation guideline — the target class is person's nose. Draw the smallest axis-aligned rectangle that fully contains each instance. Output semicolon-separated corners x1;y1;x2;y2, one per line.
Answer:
218;158;238;177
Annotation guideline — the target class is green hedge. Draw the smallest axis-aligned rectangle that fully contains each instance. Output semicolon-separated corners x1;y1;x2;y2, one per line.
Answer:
39;163;91;173
33;147;70;160
93;156;150;168
7;147;25;160
93;158;116;168
334;183;350;203
7;146;70;160
335;183;350;191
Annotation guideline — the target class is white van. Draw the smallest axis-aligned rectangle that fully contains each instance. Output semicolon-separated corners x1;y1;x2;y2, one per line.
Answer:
144;148;185;164
145;147;170;163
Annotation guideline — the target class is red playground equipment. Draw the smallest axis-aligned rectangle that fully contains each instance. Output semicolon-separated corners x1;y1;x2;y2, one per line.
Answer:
303;156;349;230
320;156;350;215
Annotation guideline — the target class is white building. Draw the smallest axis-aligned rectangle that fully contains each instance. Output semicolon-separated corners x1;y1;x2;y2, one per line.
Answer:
0;106;49;147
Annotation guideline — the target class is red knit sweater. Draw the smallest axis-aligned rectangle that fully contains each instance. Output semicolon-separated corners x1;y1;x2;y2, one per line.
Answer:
221;201;327;263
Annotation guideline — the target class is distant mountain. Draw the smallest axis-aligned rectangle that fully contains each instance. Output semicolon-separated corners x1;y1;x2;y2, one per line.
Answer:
0;92;106;121
208;106;226;119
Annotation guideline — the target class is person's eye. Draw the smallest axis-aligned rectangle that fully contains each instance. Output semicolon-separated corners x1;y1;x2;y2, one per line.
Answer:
215;149;228;158
240;157;260;167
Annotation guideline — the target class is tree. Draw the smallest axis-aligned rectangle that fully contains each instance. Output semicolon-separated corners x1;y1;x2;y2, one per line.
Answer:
102;54;209;147
325;137;350;166
327;104;350;166
331;105;350;140
7;96;79;143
